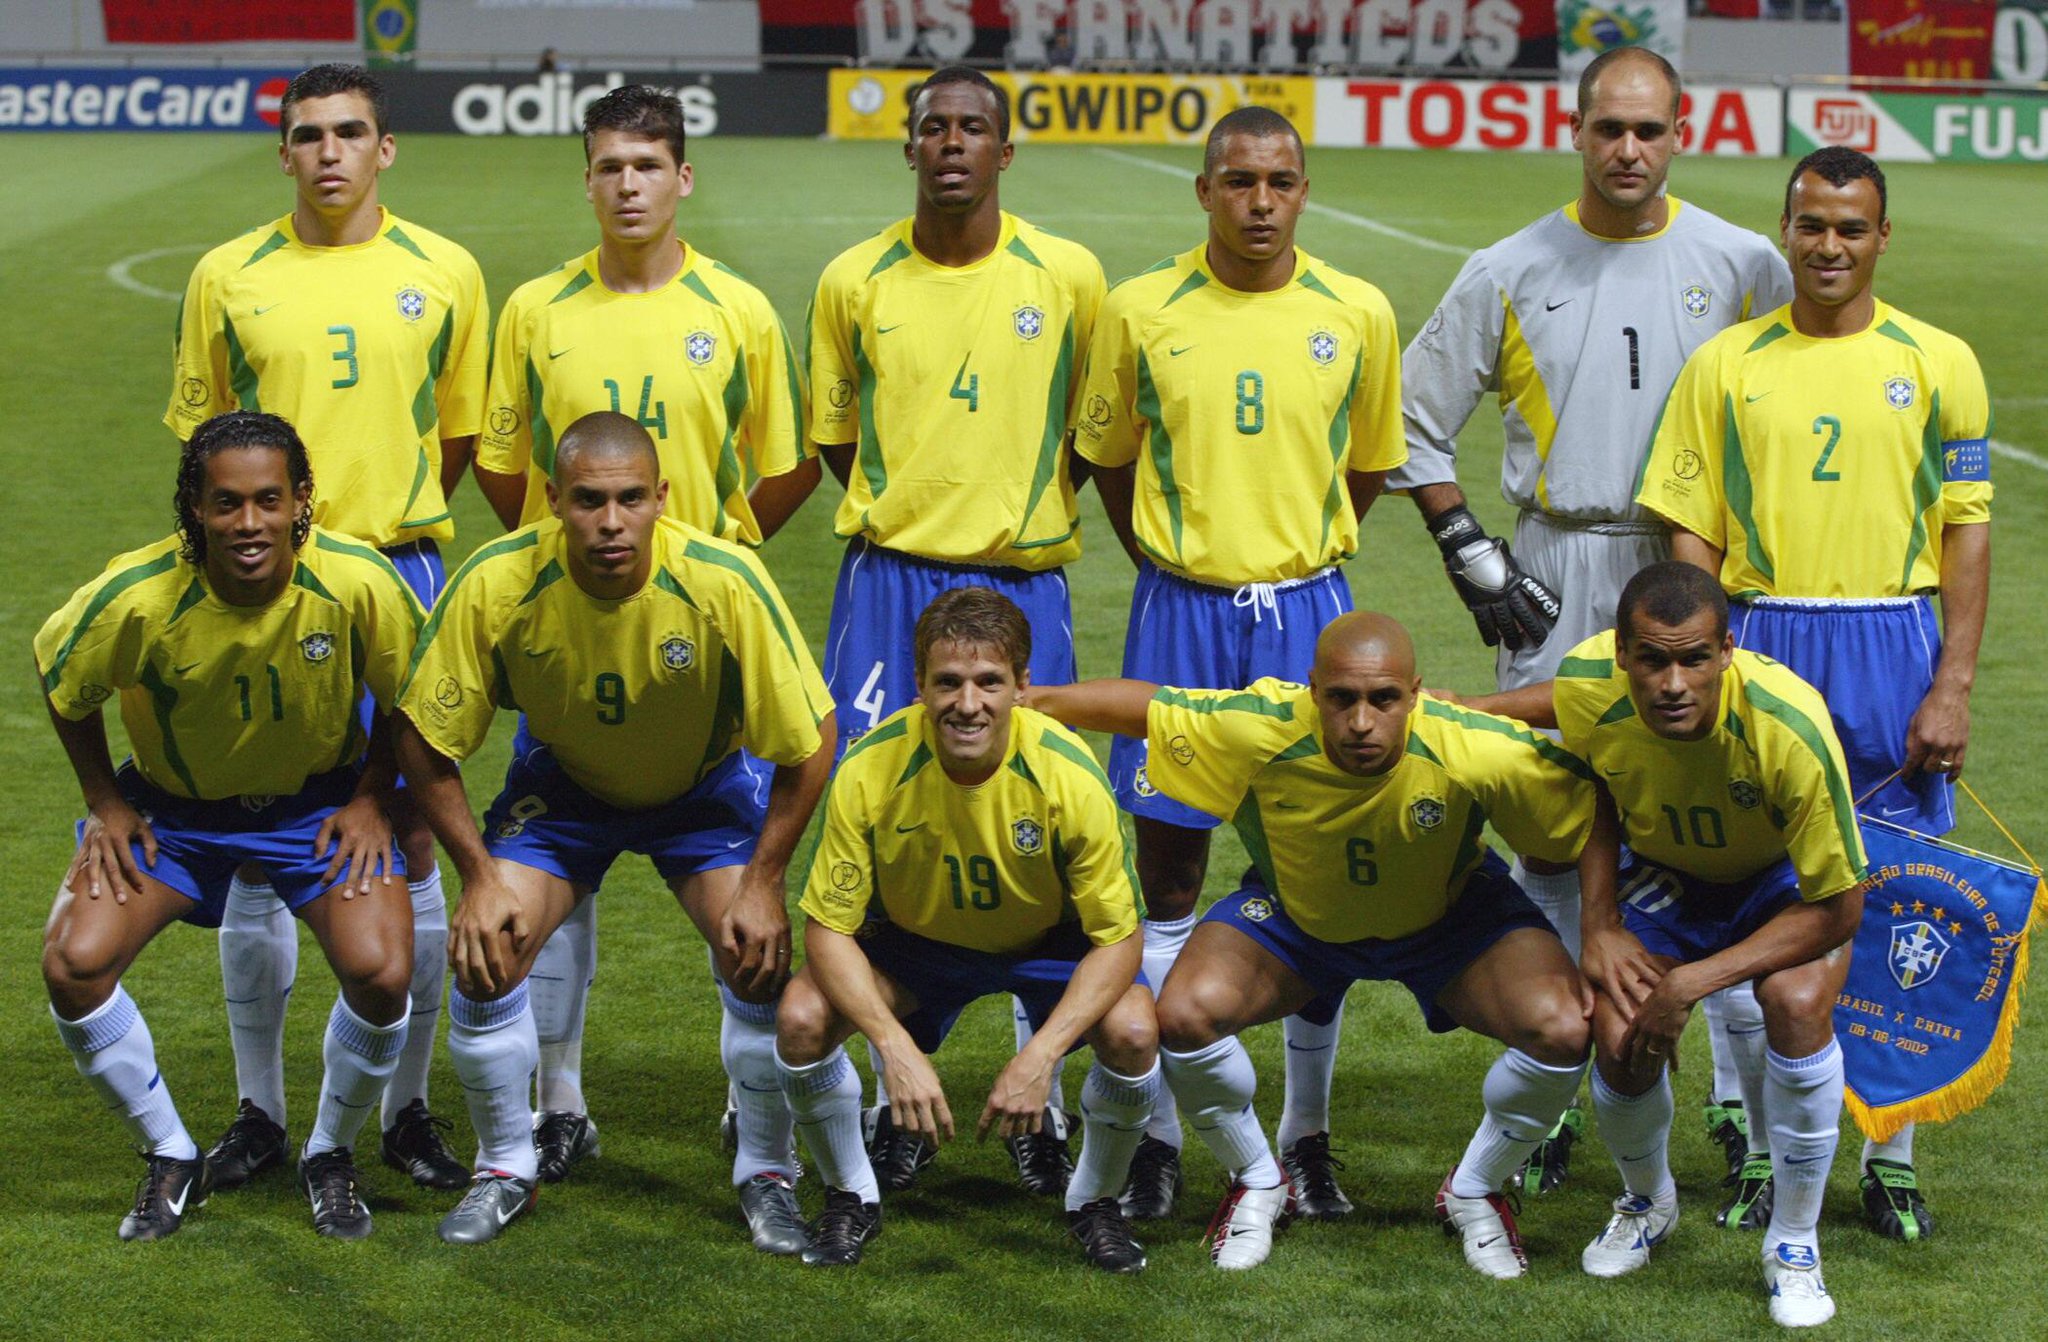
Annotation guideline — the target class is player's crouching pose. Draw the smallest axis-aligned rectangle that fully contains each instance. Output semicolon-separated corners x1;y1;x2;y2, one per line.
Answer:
775;588;1160;1272
1466;563;1865;1327
393;412;836;1246
38;411;423;1242
1031;612;1599;1273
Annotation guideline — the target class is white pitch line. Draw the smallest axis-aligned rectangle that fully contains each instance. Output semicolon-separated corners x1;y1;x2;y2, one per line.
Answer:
105;243;205;301
1992;439;2048;472
1090;145;1469;258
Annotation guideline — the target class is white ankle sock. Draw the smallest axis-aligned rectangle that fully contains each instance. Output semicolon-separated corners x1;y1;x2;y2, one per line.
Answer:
1140;915;1195;1149
720;986;795;1185
1277;1003;1342;1152
1068;1061;1161;1209
1451;1048;1589;1197
1591;1065;1676;1204
307;995;407;1158
219;875;294;1129
1163;1035;1280;1189
53;986;198;1160
1766;1040;1844;1259
382;869;445;1126
530;894;596;1115
779;1047;878;1203
447;983;539;1181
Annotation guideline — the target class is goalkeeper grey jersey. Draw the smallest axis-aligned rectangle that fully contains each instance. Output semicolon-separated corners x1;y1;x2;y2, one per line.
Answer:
1393;198;1789;524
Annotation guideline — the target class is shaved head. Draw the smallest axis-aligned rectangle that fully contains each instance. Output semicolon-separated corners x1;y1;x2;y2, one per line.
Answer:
1314;611;1417;681
554;410;660;482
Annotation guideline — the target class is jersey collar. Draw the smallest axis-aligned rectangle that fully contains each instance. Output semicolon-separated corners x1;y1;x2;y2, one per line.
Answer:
1189;242;1307;296
279;205;393;252
902;211;1018;274
1563;196;1684;243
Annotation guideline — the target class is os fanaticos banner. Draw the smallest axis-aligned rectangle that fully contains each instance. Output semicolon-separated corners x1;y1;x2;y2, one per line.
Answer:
1313;78;1780;154
1789;86;2048;161
1994;0;2048;82
1849;0;1997;80
100;0;354;42
828;67;1315;143
771;1;1559;73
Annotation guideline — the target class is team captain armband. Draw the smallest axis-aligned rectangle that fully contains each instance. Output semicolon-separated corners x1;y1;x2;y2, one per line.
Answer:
1943;438;1990;483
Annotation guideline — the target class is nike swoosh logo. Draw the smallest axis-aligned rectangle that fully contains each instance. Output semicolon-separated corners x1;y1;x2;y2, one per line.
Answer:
894;822;926;834
253;303;282;316
495;1200;520;1225
1600;767;1627;777
876;324;903;334
1476;1235;1503;1248
523;648;549;657
1545;299;1571;311
173;662;202;675
1878;805;1915;817
1274;800;1305;810
1785;1153;1829;1166
1169;344;1196;357
548;348;573;360
166;1184;190;1217
1745;392;1773;403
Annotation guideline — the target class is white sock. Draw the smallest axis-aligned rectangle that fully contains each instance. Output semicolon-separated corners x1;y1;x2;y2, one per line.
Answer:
382;869;445;1126
1450;1048;1590;1197
1012;996;1069;1114
219;875;295;1129
721;986;795;1185
447;983;539;1181
1512;860;1581;962
863;1036;891;1111
1277;1002;1342;1151
306;995;408;1159
1141;914;1195;1149
1068;1061;1161;1210
779;1047;878;1203
1591;1065;1676;1204
1864;1123;1914;1166
1766;1040;1844;1260
530;893;596;1115
1162;1035;1281;1189
53;986;198;1160
1708;981;1770;1153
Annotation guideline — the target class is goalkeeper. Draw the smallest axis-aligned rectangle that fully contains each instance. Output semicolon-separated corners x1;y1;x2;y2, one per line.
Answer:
1389;47;1789;1192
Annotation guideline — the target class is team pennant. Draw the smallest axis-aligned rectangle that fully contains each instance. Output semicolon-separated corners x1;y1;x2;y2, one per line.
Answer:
1837;805;2045;1141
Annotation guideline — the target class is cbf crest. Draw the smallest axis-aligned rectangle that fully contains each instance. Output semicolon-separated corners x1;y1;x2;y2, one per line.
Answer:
396;286;426;322
1014;304;1045;341
1681;283;1711;319
660;635;696;671
1885;377;1916;410
685;331;716;366
1728;778;1762;810
1889;920;1952;989
1011;816;1045;856
301;632;335;663
1308;329;1338;366
1239;896;1274;922
1411;797;1445;831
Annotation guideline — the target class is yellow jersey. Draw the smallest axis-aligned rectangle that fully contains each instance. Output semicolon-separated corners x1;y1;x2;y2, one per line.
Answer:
1636;301;1992;597
807;213;1106;571
801;704;1139;955
1552;631;1867;899
166;209;489;548
1075;246;1405;586
477;244;808;542
35;528;424;800
399;516;829;809
1145;680;1594;942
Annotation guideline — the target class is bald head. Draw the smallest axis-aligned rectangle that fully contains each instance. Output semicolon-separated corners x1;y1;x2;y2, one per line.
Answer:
1314;611;1416;681
553;410;660;483
1578;44;1681;120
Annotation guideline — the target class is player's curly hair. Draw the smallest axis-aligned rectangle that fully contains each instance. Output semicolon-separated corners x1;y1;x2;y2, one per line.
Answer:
914;587;1033;682
910;66;1009;143
281;63;389;140
175;411;315;566
583;84;687;166
1617;561;1728;644
1786;145;1887;222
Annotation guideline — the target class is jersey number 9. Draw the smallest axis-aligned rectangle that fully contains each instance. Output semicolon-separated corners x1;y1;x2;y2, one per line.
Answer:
944;853;1001;910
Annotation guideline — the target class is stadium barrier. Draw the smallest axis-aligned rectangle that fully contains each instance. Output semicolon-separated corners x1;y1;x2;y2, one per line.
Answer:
0;67;295;130
379;68;826;138
1788;86;2048;161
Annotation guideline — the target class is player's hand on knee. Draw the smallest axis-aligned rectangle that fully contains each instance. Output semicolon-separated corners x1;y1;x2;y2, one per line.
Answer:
884;1052;954;1146
450;873;526;996
78;799;157;904
1427;506;1561;651
979;1051;1055;1142
314;795;397;898
721;874;793;995
1903;686;1970;779
1617;975;1693;1072
1582;923;1661;1017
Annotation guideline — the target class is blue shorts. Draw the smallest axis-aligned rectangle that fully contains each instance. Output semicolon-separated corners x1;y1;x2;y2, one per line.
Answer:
359;540;448;777
1110;562;1353;826
1204;852;1551;1033
1731;596;1951;835
482;727;765;892
1616;852;1804;963
80;763;399;929
855;920;1146;1055
823;539;1077;759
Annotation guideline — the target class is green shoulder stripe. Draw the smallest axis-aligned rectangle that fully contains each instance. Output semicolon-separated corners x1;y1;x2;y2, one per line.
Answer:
865;239;912;281
1594;695;1637;727
1556;655;1613;679
682;270;721;307
1876;319;1921;351
1421;698;1594;780
680;539;802;663
1006;234;1045;269
1297;269;1340;302
1039;729;1112;791
1162;269;1208;309
1741;679;1861;861
40;550;181;692
896;740;934;787
401;529;541;690
240;230;288;270
549;268;594;305
291;561;338;604
384;224;431;263
1272;734;1321;764
1155;686;1295;721
310;532;424;629
1744;322;1790;355
841;714;909;765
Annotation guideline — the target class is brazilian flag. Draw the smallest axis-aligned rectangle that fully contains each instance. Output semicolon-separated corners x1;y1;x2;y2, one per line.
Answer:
363;0;417;68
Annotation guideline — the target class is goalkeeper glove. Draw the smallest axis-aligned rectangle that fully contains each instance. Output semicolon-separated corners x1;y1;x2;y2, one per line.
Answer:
1426;505;1561;651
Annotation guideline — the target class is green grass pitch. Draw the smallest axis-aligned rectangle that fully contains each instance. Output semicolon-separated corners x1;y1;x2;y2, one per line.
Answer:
0;131;2043;1341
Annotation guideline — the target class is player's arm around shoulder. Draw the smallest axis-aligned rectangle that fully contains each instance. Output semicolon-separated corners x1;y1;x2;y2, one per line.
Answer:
1144;679;1305;823
1423;693;1598;866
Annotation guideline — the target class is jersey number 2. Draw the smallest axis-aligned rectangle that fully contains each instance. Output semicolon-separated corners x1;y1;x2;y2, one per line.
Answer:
1810;416;1843;482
